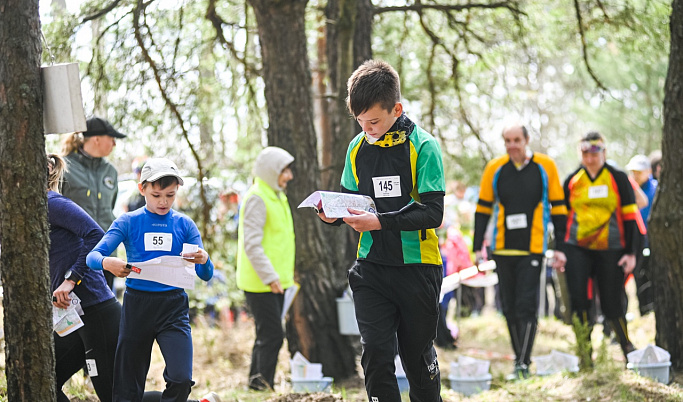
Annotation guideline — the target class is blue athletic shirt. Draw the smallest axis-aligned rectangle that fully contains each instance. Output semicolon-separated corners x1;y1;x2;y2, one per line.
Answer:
87;207;213;292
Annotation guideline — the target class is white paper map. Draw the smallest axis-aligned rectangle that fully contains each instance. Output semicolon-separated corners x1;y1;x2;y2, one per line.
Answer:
53;292;84;337
298;191;377;218
281;283;300;320
127;255;196;289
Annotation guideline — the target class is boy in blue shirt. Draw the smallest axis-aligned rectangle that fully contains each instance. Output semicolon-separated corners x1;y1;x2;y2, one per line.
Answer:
87;158;215;402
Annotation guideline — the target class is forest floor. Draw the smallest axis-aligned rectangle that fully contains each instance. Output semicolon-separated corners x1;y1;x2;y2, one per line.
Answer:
49;283;683;401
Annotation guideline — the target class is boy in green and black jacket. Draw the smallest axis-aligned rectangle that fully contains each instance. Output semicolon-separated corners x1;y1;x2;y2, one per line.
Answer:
318;60;445;401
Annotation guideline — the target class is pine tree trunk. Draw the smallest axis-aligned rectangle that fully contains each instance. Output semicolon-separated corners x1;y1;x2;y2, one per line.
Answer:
648;0;683;371
321;0;374;288
0;1;56;400
247;0;357;379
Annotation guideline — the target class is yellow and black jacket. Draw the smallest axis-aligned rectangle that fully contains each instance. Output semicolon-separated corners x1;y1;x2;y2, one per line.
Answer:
473;153;567;255
563;164;639;253
340;114;445;266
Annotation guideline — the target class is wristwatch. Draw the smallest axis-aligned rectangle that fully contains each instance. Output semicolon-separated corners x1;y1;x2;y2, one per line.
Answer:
64;270;82;285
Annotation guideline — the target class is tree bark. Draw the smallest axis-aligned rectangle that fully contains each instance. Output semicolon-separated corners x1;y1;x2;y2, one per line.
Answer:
247;0;357;379
648;0;683;371
326;0;372;192
322;0;374;286
0;1;56;400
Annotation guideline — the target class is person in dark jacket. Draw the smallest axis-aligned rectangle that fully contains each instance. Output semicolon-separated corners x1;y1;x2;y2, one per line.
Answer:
48;153;120;402
61;116;126;289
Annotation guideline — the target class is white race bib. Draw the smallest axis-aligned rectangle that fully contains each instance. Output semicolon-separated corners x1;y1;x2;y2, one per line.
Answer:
372;176;401;198
86;359;98;377
506;213;528;230
588;185;608;199
144;232;173;251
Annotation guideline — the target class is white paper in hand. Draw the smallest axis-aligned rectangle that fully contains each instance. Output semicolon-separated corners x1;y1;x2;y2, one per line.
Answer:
182;243;199;259
127;255;196;289
298;191;376;218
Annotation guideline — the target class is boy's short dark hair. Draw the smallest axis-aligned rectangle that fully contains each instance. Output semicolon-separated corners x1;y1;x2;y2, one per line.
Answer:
346;60;401;117
142;176;180;190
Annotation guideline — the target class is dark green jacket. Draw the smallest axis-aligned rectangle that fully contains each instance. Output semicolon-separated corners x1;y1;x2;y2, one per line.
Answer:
62;150;119;230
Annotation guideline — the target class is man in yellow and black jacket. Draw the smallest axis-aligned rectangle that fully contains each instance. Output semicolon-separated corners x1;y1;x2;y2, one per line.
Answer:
473;124;567;380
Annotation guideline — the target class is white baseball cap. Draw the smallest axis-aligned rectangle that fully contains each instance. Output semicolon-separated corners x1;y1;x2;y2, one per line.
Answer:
139;158;184;185
625;154;650;172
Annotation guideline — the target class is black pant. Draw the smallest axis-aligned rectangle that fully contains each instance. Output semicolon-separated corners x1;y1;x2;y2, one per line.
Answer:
434;306;456;349
104;270;116;291
55;297;121;402
492;254;542;366
349;260;443;402
244;291;285;390
564;246;634;355
564;246;626;321
494;254;543;323
115;288;194;402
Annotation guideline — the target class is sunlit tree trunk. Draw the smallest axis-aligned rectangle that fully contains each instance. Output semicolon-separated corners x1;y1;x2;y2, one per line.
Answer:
0;0;56;400
247;0;357;379
649;0;683;371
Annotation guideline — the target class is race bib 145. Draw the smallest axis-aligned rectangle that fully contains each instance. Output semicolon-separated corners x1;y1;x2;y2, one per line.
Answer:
372;176;401;198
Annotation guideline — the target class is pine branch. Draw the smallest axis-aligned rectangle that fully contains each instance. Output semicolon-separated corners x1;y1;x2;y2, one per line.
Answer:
132;0;211;235
81;0;124;23
374;1;525;16
573;0;609;91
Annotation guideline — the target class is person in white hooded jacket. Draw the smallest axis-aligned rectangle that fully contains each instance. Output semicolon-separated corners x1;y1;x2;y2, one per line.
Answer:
236;146;295;391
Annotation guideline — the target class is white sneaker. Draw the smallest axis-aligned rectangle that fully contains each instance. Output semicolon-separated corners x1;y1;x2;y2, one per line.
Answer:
199;392;222;402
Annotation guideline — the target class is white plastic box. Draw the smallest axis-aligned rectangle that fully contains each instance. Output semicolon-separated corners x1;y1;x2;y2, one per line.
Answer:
626;344;671;384
291;362;322;379
336;297;360;335
449;358;490;378
291;376;333;393
448;374;492;396
627;362;671;384
533;350;580;376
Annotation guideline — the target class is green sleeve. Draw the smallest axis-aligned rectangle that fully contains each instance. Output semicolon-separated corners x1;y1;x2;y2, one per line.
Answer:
414;128;445;194
340;134;364;192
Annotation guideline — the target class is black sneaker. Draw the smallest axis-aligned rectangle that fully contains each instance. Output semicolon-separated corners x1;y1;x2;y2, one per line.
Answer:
505;363;530;381
248;375;271;391
623;342;636;359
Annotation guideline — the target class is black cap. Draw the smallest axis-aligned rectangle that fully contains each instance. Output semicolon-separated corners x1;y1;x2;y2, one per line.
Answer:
83;117;127;138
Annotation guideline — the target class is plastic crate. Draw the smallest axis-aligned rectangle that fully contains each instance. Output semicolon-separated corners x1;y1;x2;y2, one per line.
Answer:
533;351;579;376
336;298;360;335
448;374;492;396
627;362;671;384
291;376;334;393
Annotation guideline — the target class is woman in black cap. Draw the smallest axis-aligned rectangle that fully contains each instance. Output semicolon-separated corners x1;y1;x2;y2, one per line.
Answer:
61;116;127;289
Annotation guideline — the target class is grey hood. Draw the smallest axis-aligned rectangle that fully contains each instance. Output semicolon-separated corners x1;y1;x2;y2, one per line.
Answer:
253;146;295;191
